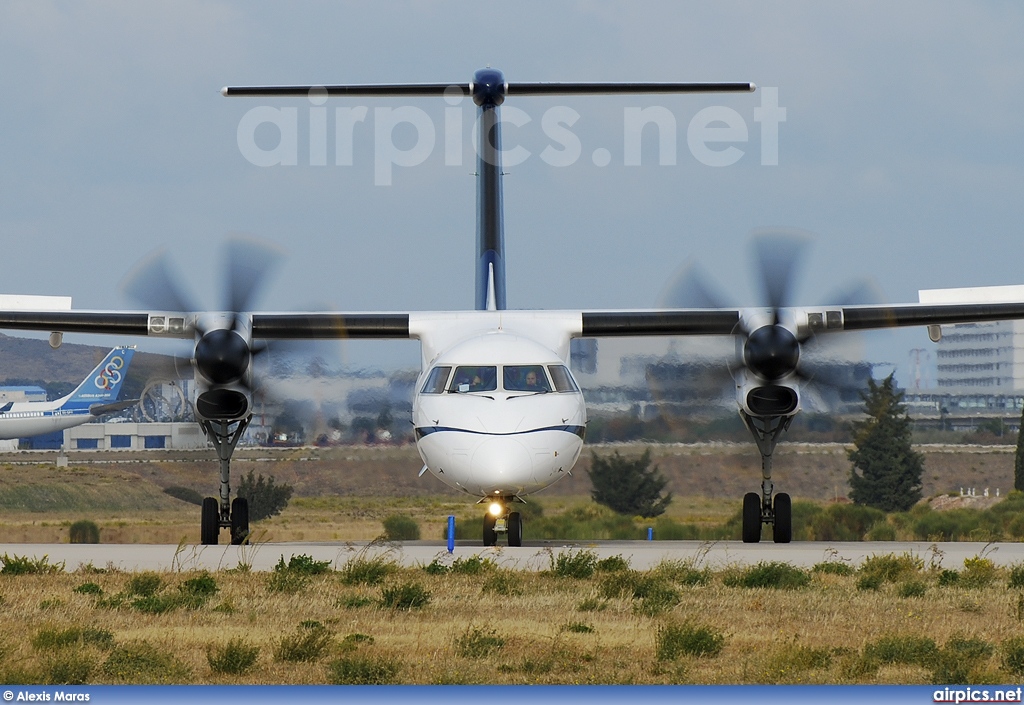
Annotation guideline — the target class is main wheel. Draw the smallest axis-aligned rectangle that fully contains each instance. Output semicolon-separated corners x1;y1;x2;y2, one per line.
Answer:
742;492;761;543
483;513;497;546
230;497;250;546
772;492;792;544
507;512;523;547
201;497;219;546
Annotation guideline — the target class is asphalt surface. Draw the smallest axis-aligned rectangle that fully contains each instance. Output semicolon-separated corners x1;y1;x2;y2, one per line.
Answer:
1;540;1019;572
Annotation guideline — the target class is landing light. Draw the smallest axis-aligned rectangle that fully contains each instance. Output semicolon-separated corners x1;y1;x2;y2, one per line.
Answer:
488;502;503;516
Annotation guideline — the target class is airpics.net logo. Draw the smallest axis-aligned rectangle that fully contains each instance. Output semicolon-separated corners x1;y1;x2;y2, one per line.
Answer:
235;88;786;186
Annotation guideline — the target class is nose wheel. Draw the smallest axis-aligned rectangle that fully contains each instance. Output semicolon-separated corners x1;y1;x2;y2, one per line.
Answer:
480;498;523;547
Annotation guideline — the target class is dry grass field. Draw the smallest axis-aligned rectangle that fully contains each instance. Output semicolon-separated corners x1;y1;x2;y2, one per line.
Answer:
1;547;1024;684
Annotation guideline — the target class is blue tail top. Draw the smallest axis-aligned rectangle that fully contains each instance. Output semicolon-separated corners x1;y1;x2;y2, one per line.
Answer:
64;346;136;407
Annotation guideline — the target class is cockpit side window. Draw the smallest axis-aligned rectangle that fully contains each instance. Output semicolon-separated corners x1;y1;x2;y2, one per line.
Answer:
448;366;497;393
504;365;552;392
547;365;580;393
421;366;452;394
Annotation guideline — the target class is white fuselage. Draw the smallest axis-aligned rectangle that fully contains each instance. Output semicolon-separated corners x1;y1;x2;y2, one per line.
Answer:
410;314;587;499
0;402;94;440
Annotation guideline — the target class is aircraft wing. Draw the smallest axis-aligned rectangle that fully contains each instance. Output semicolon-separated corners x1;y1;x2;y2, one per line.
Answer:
3;302;1024;340
577;301;1024;336
0;311;414;339
89;399;141;416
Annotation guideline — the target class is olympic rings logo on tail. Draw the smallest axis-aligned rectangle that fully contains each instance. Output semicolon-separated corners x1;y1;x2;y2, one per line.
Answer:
94;355;126;390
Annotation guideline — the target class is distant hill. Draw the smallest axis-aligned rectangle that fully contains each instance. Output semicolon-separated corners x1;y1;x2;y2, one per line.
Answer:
0;333;177;399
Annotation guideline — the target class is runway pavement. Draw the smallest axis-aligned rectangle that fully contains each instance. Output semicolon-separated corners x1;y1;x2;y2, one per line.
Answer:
0;540;1020;572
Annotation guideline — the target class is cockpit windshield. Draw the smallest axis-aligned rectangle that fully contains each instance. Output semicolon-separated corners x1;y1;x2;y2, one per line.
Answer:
448;366;497;393
504;365;551;392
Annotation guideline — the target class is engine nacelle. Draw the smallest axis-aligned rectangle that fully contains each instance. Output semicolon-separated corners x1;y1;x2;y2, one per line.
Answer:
737;374;800;417
192;314;255;423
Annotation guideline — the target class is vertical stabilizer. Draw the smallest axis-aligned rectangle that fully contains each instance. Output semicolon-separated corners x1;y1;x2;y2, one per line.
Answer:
473;68;507;311
64;346;136;406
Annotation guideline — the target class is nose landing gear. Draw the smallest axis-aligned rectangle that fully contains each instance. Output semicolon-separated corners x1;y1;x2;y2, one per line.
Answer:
480;497;523;547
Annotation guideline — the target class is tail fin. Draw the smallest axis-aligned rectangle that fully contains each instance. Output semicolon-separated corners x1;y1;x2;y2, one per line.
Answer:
63;346;136;407
223;70;754;312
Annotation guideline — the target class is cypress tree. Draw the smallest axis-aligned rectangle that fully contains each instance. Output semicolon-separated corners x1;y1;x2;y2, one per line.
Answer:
588;448;672;518
848;372;924;512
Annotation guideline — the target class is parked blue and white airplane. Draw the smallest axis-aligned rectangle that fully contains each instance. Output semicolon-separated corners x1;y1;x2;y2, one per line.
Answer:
0;346;137;440
3;69;1024;547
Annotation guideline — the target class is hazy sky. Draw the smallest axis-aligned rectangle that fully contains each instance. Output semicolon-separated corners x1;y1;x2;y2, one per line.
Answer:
1;2;1022;385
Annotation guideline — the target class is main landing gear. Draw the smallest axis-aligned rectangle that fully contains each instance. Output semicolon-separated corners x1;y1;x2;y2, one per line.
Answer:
199;417;252;546
480;497;523;547
740;412;792;544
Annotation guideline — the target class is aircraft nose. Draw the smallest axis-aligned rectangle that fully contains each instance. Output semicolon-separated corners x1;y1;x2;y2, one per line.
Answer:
471;436;533;490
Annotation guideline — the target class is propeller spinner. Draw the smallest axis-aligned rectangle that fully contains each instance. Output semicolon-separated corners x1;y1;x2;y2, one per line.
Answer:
121;236;282;422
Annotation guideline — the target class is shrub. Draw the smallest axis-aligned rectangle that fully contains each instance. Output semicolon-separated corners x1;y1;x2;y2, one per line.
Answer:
274;554;332;575
811;561;854;576
932;635;995;684
723;562;810;590
326;655;400;684
130;594;180;615
548;549;598;579
207;638;260;675
898;580;927;598
163;486;204;505
762;643;833;680
632;582;681;617
423;558;450;575
481;570;522;596
450;555;495;575
808;503;887;541
73;582;103;596
337;594;374;609
596;555;631;573
275;623;333;663
0;553;64;575
652;559;711;586
863;634;939;669
1008;563;1024;589
938;570;961;587
380;581;431;610
960;556;997;589
236;470;293;521
32;627;114;651
382;515;420;541
42;651;95;685
456;626;505;658
576;596;608;612
859;553;922;584
266;570;309;594
339;633;375;652
561;621;594;634
125;572;163;597
102;641;189;683
179;572;219;599
656;622;725;661
1002;637;1024;676
340;553;397;585
855;573;883;592
69;520;100;544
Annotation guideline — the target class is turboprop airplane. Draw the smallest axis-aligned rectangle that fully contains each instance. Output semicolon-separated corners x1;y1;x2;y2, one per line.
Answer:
0;346;137;440
2;68;1024;547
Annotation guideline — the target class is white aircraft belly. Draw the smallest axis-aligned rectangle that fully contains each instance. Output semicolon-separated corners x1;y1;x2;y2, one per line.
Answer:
417;427;583;497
